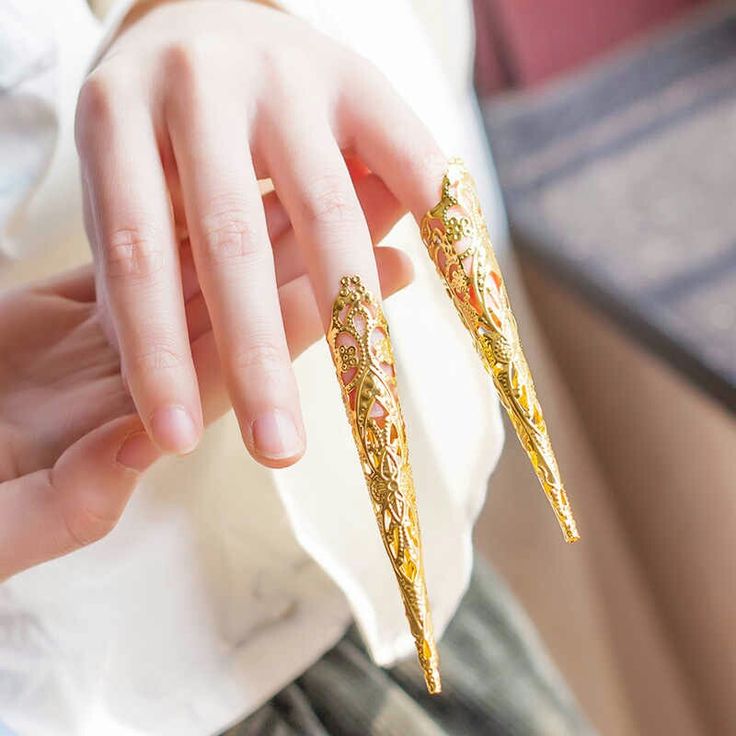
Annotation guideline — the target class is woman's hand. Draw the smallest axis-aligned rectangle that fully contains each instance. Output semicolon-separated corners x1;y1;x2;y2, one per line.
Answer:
75;0;445;467
0;192;412;579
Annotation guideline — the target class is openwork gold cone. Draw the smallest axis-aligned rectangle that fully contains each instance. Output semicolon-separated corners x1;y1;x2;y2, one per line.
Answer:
327;275;441;694
420;159;579;543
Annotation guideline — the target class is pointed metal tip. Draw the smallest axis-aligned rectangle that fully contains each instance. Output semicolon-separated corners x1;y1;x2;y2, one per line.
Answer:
415;634;441;695
424;668;442;695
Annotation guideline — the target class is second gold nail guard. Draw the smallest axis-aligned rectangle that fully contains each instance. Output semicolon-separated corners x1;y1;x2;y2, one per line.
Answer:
327;275;441;694
420;159;579;544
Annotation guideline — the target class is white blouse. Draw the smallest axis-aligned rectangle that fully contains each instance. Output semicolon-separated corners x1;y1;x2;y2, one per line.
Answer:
0;1;507;734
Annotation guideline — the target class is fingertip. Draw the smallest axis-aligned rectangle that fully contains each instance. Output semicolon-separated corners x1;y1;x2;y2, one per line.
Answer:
247;409;306;469
116;431;160;473
149;404;201;455
253;449;306;470
376;246;415;296
394;247;415;282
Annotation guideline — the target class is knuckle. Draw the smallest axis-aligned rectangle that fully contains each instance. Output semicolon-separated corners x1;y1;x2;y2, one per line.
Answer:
131;340;187;374
403;145;448;210
199;200;263;267
297;175;359;228
406;144;447;183
351;54;385;85
162;41;200;81
75;73;115;148
342;55;391;103
261;49;314;100
103;227;166;281
161;39;215;93
62;500;119;548
260;46;294;81
230;340;287;379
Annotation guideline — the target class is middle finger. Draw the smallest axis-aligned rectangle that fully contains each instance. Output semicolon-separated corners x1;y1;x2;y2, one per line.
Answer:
167;76;304;468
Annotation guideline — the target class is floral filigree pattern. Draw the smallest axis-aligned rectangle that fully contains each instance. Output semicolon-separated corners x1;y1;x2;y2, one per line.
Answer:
327;276;441;694
420;160;579;543
338;344;358;371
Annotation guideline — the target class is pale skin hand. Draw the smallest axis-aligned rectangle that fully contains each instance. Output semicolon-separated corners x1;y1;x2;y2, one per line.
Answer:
0;190;412;579
75;0;447;467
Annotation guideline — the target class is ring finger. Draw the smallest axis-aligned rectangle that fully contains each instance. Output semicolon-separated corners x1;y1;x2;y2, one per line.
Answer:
261;114;381;329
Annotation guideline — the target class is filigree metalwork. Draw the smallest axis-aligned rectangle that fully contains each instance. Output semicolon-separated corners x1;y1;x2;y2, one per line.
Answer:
327;275;441;694
420;159;579;543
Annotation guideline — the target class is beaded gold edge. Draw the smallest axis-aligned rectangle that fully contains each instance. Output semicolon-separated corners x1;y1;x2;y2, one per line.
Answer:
420;159;579;544
327;275;441;694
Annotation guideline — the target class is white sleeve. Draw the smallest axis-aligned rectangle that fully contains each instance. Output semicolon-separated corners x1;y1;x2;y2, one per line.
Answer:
0;0;128;266
0;1;60;259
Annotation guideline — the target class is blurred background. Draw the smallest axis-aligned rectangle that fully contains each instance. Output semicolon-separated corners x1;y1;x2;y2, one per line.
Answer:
470;1;736;734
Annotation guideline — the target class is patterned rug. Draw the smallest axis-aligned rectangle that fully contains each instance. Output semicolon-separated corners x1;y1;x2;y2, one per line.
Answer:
482;0;736;412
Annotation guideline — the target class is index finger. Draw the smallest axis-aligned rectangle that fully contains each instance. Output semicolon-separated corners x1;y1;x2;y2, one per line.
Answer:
76;77;202;455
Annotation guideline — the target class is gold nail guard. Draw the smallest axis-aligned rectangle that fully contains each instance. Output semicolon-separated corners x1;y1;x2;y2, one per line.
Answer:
327;275;441;694
420;159;579;544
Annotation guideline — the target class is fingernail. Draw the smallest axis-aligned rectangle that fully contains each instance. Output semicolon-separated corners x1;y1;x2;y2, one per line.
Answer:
116;432;159;472
252;410;301;461
149;405;199;454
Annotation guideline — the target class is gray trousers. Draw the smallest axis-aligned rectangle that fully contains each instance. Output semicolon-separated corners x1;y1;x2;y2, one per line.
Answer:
224;560;593;736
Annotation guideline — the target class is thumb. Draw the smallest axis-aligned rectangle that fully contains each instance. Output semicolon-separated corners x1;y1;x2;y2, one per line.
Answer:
0;416;159;580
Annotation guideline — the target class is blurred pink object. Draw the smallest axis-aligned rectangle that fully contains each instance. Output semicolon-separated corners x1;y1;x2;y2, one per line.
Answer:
473;0;705;94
